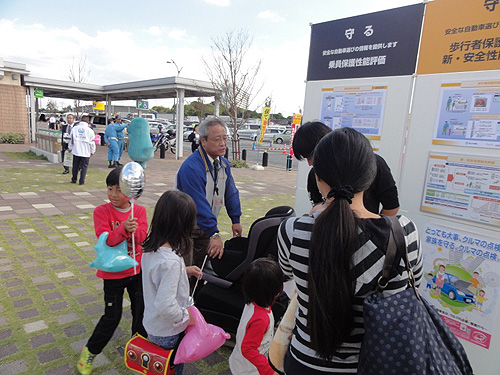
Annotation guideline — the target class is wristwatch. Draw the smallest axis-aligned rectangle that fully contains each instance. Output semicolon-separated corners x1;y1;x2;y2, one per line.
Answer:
211;232;220;240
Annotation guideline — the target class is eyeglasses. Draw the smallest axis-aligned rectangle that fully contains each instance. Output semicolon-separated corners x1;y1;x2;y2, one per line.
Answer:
207;136;228;143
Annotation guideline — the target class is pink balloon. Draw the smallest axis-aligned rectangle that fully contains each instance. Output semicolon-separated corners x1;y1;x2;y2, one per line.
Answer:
174;305;230;364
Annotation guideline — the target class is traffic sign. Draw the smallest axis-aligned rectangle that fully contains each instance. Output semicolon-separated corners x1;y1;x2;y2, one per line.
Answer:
93;102;105;110
136;100;149;110
34;89;44;98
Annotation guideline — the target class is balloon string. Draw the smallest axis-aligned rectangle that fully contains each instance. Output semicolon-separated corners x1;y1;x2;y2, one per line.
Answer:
131;200;136;275
191;254;208;299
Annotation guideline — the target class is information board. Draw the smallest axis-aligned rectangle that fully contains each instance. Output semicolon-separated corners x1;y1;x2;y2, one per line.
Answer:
319;85;387;139
420;222;500;349
307;3;424;81
433;81;500;149
421;153;500;226
418;0;500;75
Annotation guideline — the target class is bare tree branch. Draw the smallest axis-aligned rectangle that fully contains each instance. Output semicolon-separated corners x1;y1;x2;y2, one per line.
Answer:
203;29;263;159
68;55;91;118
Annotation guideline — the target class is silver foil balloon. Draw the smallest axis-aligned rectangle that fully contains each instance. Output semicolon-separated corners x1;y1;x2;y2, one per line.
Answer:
119;162;145;200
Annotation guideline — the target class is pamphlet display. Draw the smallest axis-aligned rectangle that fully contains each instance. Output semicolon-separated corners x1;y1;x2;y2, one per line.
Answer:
319;85;387;139
433;81;500;149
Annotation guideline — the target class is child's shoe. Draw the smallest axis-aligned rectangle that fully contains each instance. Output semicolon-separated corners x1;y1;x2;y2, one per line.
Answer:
77;346;96;374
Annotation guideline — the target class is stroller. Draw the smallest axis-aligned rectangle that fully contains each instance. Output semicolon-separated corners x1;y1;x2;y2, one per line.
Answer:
194;206;295;337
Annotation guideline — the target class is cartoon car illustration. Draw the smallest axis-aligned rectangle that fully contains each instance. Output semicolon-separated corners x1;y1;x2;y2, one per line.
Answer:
438;273;475;304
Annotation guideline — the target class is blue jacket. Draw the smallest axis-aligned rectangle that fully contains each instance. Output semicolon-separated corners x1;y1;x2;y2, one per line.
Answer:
104;123;127;143
176;146;241;237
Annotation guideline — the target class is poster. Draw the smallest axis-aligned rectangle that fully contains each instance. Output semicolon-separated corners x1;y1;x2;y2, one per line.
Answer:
421;153;500;226
433;81;500;149
307;4;423;80
417;0;500;74
320;85;387;139
421;222;500;349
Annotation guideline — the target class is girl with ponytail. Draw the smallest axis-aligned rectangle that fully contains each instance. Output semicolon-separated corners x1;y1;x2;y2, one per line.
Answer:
277;128;422;374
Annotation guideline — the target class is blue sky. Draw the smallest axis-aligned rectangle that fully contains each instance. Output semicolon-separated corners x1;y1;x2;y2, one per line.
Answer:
0;0;419;115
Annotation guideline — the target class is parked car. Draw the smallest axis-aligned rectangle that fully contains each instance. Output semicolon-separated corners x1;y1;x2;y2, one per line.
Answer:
236;124;261;139
272;129;292;144
183;126;196;141
149;118;174;127
251;128;285;142
148;121;166;136
437;273;475;304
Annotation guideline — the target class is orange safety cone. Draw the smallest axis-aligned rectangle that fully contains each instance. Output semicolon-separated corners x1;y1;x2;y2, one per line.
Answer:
282;143;287;154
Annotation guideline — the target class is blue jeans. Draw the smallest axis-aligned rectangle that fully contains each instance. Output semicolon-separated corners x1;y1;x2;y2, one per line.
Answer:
148;333;184;375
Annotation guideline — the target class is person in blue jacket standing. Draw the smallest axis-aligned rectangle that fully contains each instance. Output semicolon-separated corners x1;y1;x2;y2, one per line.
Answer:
176;116;242;269
104;118;127;168
115;115;126;166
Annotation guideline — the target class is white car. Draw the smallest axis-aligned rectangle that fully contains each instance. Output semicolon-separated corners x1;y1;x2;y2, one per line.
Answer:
251;128;285;142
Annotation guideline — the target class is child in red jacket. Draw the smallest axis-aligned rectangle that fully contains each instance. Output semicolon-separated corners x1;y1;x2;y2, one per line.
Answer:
229;258;283;375
77;168;148;375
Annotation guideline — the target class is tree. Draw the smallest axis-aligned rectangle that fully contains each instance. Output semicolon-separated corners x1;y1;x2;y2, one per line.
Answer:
68;55;91;118
46;99;59;113
61;105;73;113
191;98;207;122
203;29;263;159
151;105;170;113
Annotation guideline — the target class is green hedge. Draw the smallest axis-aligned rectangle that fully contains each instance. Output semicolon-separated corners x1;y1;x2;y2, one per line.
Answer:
0;133;25;144
230;160;249;168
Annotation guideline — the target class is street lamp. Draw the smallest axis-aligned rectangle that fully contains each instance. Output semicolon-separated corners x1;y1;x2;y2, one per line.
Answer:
167;59;182;76
167;59;183;128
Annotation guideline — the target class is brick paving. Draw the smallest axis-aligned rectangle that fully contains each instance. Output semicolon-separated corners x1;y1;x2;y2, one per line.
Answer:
0;142;297;374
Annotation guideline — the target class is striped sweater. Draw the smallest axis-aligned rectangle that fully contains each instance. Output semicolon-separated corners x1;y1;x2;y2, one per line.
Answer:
277;214;423;373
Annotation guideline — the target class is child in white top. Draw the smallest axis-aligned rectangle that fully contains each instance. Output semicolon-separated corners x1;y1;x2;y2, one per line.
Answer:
141;190;202;375
229;258;283;375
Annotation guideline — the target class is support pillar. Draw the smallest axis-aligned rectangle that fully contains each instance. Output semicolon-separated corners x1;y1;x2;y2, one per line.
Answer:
176;88;185;160
28;87;36;143
214;95;220;117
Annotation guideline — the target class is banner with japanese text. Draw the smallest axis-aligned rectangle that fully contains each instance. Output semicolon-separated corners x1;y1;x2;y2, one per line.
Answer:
307;3;424;81
258;107;271;144
290;114;302;156
421;222;500;349
418;0;500;74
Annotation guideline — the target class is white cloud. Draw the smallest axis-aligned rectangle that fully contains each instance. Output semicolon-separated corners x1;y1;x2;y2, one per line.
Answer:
147;26;162;36
258;10;285;23
168;28;187;41
203;0;230;6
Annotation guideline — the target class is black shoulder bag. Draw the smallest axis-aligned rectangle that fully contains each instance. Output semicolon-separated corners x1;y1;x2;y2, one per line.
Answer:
358;215;474;375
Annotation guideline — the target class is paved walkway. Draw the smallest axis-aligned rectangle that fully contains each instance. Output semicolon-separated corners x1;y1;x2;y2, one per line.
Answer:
0;143;297;374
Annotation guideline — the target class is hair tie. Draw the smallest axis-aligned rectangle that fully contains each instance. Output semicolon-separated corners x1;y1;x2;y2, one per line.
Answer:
326;185;354;204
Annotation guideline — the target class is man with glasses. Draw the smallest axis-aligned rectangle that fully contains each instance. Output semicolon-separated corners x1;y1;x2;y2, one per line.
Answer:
176;116;242;269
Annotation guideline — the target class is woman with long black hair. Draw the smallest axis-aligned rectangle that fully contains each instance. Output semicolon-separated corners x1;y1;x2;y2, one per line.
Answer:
278;128;423;374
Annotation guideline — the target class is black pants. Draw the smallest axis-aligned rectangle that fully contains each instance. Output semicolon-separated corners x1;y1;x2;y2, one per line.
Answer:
72;155;89;184
86;274;147;355
61;148;70;171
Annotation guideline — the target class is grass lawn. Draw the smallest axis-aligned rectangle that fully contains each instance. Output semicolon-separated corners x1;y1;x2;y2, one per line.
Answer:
0;167;108;193
2;151;48;160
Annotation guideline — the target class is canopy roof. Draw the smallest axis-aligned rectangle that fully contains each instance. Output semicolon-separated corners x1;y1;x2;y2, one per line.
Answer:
23;76;220;101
